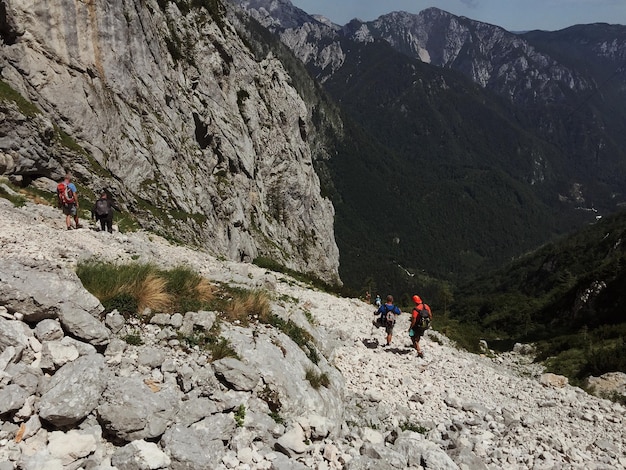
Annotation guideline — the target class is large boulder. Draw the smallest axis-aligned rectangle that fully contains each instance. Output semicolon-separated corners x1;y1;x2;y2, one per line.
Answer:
212;357;261;391
161;424;226;470
0;260;103;323
97;377;181;442
39;354;109;426
221;325;345;434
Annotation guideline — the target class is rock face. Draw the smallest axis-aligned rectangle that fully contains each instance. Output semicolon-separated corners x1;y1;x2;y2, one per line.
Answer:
0;199;625;469
0;0;340;284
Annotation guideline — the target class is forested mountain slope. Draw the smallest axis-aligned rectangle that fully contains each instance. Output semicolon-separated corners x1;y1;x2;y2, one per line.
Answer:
448;209;626;383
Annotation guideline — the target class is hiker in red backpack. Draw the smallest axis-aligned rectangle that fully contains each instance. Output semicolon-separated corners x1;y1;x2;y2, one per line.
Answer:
373;295;402;347
409;295;432;358
57;173;82;230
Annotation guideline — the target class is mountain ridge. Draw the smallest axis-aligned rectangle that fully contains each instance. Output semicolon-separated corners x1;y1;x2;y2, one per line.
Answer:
229;0;626;294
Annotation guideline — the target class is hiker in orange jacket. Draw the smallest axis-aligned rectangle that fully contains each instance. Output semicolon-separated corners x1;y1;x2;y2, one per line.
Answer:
409;295;432;358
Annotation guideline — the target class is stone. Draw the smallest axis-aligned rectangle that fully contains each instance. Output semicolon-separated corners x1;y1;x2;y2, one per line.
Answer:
47;430;97;465
161;424;226;469
5;362;42;395
137;347;166;368
34;319;64;342
539;373;568;388
0;384;29;414
41;340;79;368
0;317;31;357
179;311;217;336
275;425;308;457
111;439;171;470
39;354;108;426
212;357;261;392
105;311;126;333
97;377;180;442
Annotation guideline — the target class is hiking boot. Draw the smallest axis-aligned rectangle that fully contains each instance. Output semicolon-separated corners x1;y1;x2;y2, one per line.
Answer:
67;226;73;230
76;224;83;229
417;351;424;358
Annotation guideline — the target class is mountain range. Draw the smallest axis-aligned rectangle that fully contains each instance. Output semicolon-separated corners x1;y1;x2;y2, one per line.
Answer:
230;0;626;294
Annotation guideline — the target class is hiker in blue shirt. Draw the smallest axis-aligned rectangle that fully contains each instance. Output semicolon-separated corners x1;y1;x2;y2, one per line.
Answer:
57;173;82;230
373;295;402;347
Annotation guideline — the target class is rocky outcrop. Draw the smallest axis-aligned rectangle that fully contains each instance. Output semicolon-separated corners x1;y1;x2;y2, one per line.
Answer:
0;0;340;284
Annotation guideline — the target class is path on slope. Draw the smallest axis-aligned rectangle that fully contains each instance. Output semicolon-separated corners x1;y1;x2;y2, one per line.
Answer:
1;197;625;469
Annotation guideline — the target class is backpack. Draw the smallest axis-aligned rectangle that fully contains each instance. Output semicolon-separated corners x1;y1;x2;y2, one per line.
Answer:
57;182;75;205
415;307;431;329
94;198;109;216
385;305;398;327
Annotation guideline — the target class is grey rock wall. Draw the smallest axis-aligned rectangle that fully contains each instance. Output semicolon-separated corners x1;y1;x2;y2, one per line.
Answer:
0;0;340;284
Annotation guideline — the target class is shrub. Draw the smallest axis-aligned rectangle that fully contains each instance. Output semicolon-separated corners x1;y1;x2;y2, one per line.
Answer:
269;411;284;425
135;273;172;314
399;421;428;434
123;333;143;346
103;293;139;318
209;337;239;361
305;367;330;389
234;404;245;427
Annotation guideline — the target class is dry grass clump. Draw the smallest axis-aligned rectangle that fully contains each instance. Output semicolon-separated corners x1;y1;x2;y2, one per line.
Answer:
224;290;272;325
134;273;172;313
76;261;216;317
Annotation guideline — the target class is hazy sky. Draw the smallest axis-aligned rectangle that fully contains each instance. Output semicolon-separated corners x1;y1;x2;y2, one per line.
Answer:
288;0;626;32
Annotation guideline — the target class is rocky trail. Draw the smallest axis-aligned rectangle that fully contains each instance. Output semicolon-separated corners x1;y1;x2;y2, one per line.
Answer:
0;194;625;469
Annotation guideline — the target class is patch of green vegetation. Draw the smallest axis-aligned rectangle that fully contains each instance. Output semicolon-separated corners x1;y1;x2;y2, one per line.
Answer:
123;333;144;346
277;294;299;304
116;211;141;233
234;404;245;427
103;293;139;319
399;421;428;434
208;337;239;361
0;184;28;207
252;257;344;295
0;80;40;117
268;315;319;364
54;126;88;155
304;367;330;390
268;411;284;425
303;309;316;325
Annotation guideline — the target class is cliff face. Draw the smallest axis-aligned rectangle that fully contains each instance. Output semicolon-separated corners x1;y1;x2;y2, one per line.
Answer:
0;0;340;283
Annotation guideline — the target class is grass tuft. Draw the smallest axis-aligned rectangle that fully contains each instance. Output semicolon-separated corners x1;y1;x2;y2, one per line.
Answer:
77;261;215;317
305;367;330;389
224;289;272;325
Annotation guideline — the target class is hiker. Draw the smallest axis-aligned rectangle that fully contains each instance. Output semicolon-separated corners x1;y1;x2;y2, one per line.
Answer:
409;295;432;358
373;295;402;347
91;191;114;233
57;173;82;230
365;291;371;303
374;294;382;307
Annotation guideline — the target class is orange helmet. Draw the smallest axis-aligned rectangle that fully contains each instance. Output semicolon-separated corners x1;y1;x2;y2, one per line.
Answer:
412;295;422;305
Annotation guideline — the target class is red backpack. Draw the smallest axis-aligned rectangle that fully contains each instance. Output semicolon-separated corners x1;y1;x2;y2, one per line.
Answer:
57;182;75;205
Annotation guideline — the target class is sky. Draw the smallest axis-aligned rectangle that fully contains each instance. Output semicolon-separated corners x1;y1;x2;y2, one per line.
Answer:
288;0;626;32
